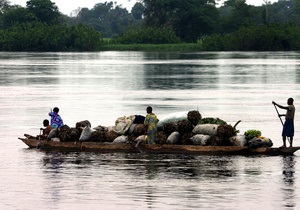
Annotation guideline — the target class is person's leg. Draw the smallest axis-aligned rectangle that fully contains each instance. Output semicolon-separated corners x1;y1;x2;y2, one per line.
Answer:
282;136;287;147
289;136;293;147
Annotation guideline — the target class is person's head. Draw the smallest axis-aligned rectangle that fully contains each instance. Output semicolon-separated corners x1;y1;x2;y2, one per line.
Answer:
287;98;294;105
146;106;152;114
43;119;49;127
53;107;59;113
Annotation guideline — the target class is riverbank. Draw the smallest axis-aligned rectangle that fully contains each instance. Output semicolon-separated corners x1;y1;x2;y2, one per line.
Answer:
100;43;201;52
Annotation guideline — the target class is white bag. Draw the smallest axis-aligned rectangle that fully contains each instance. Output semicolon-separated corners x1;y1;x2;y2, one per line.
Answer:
166;131;181;144
229;135;247;146
190;134;210;146
113;135;127;143
158;111;188;127
192;124;219;136
47;128;59;140
79;126;94;141
113;115;135;135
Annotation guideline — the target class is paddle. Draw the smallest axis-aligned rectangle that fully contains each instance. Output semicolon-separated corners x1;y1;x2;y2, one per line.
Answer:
37;128;42;149
273;102;291;144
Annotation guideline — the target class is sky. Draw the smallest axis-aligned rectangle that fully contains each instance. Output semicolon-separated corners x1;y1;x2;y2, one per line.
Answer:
9;0;279;16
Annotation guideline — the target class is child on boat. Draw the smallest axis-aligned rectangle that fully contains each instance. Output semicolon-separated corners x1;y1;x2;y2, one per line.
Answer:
49;107;64;128
24;119;53;140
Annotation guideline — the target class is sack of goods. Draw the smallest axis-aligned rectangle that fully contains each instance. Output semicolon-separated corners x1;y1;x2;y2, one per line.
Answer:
229;135;247;146
158;111;188;127
79;126;94;141
166;131;182;144
113;115;136;135
190;134;211;146
192;124;219;136
248;137;273;148
113;135;127;143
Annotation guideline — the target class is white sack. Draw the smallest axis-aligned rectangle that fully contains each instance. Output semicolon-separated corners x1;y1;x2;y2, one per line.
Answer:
166;131;181;144
79;126;94;141
190;134;210;146
229;135;247;146
113;135;127;143
157;111;188;127
192;124;219;136
113;115;136;135
47;128;59;140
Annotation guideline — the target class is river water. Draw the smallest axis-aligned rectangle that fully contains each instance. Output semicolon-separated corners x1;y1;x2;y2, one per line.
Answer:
1;51;300;209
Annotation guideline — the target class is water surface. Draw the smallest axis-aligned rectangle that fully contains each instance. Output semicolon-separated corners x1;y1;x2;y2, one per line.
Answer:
1;51;300;209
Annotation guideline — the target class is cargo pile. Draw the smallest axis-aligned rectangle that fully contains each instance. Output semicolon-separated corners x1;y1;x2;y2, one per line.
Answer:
46;110;273;148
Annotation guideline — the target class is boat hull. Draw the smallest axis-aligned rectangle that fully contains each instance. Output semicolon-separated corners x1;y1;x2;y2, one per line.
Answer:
19;138;300;156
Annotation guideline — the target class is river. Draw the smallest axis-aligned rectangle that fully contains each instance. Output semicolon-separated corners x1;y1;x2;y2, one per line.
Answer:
0;51;300;209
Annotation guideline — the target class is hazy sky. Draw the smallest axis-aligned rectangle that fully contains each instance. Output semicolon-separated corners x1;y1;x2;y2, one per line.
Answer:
9;0;278;16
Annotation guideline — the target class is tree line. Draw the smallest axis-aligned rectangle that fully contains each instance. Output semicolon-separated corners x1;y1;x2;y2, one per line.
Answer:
0;0;300;51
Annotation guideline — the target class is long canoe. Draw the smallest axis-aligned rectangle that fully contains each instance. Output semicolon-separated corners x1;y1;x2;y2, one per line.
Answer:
19;137;300;156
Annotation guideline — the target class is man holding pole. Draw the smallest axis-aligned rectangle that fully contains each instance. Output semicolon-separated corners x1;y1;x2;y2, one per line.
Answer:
272;98;295;147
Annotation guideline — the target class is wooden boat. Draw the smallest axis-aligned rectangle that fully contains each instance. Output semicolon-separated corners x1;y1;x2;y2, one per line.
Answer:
19;137;300;156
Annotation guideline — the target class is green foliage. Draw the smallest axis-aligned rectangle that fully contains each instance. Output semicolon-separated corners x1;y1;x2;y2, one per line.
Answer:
111;27;181;44
26;0;60;24
1;6;37;29
198;23;300;51
101;43;200;51
198;117;227;125
131;2;144;20
244;130;262;140
142;0;220;42
221;0;258;33
69;1;138;38
0;22;103;51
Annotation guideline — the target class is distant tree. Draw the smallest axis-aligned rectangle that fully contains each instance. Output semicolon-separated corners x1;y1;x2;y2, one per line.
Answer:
131;2;144;20
0;0;10;14
222;0;257;32
70;1;136;38
296;0;300;15
142;0;220;42
26;0;60;23
1;6;36;29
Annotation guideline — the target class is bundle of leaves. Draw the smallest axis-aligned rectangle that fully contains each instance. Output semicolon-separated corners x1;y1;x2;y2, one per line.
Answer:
75;120;91;130
58;125;71;142
163;122;178;135
217;125;235;142
69;128;80;141
187;110;202;126
132;124;146;137
244;130;262;140
90;131;106;142
106;130;119;142
198;117;227;125
206;136;225;146
177;120;193;135
156;131;168;145
182;132;194;145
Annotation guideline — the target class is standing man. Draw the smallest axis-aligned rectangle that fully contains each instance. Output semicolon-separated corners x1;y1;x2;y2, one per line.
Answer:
49;107;64;128
273;98;295;147
144;106;159;144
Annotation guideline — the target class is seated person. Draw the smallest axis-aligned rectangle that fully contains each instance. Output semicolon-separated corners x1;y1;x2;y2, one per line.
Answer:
24;119;53;140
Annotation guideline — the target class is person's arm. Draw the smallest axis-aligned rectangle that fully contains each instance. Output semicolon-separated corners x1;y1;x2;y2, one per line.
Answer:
272;101;288;110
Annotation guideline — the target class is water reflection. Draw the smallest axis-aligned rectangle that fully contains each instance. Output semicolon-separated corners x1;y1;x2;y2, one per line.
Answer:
282;156;295;208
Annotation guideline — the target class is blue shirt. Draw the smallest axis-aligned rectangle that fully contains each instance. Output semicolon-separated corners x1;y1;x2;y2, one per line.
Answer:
49;111;64;128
